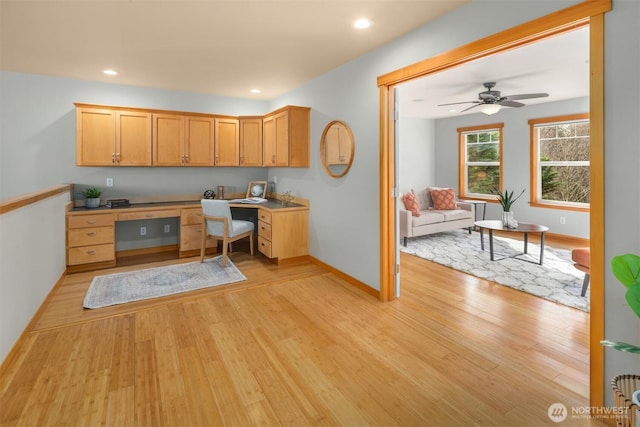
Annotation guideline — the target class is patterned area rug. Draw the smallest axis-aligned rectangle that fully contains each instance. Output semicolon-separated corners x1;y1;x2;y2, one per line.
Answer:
401;230;589;312
83;256;247;309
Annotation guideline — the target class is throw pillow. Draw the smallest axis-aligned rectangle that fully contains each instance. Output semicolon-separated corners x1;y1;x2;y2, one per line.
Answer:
430;188;457;210
402;192;421;217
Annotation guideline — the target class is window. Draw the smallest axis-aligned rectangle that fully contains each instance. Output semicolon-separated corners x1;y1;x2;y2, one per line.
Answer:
458;123;503;199
529;113;589;211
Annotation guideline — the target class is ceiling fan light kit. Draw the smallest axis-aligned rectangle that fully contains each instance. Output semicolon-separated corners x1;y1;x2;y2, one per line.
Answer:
478;103;501;115
438;81;549;115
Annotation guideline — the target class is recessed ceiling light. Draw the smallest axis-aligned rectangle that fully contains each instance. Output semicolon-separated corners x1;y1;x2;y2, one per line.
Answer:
448;109;457;113
250;88;261;94
103;69;118;76
353;18;371;29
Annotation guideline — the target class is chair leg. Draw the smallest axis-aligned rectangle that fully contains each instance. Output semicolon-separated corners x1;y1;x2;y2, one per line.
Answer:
200;227;207;263
581;273;590;296
221;238;228;267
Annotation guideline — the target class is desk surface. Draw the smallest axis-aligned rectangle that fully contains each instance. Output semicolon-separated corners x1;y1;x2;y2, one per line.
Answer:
68;198;308;215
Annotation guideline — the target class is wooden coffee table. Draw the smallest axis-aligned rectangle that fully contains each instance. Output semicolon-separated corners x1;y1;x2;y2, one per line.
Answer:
474;220;550;265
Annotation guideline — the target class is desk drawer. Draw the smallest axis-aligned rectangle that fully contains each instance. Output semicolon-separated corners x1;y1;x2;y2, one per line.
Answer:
68;213;114;229
181;208;205;226
180;224;217;251
117;209;178;221
258;220;272;240
68;226;114;247
258;236;272;258
68;243;115;265
257;210;272;224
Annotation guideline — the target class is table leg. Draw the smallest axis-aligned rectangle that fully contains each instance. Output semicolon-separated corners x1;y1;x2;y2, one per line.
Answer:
479;228;484;251
539;232;545;265
524;232;529;254
489;229;494;261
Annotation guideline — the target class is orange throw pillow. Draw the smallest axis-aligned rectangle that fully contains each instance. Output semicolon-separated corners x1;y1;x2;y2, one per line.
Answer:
430;188;457;210
402;192;421;217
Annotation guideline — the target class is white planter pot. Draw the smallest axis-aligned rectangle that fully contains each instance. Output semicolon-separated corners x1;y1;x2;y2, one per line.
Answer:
85;198;100;208
501;211;518;228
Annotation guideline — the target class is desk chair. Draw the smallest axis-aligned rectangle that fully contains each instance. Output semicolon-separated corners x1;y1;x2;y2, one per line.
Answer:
200;199;254;266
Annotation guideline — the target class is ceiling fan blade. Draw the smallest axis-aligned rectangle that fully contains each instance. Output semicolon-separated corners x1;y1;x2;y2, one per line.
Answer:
437;100;478;107
497;100;525;108
461;104;481;112
503;93;549;101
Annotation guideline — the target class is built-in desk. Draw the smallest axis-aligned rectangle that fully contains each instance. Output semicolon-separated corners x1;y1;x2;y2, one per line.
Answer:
66;198;309;272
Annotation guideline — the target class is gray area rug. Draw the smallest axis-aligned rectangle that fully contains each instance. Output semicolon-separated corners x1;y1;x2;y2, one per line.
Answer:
401;230;589;312
83;256;247;309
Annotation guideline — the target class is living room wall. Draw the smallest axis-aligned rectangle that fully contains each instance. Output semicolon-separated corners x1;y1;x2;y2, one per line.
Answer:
434;96;590;239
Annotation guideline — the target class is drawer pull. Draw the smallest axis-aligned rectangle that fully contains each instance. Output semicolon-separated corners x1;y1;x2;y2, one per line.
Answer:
87;250;96;255
87;219;97;224
87;232;96;237
196;228;203;232
145;214;153;218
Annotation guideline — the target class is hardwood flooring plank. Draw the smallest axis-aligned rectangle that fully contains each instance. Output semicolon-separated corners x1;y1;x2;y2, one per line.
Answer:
0;251;606;426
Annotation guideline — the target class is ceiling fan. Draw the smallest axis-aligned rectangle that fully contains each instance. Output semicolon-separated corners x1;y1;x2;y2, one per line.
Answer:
438;82;549;115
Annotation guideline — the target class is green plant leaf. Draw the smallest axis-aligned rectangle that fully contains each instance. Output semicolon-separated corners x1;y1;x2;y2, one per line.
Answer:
625;283;640;319
611;254;640;288
600;340;640;354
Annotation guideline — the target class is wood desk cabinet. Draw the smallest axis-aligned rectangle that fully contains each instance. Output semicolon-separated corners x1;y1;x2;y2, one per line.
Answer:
66;200;309;271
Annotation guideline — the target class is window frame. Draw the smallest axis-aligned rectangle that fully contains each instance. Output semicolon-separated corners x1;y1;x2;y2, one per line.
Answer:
457;123;504;201
529;113;590;212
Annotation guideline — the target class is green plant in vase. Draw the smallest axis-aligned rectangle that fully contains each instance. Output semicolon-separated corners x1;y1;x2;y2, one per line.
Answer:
601;253;640;354
491;187;525;228
82;187;102;208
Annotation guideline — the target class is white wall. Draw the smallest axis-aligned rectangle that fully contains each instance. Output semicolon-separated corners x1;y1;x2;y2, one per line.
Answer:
0;191;69;361
398;117;436;194
434;97;590;238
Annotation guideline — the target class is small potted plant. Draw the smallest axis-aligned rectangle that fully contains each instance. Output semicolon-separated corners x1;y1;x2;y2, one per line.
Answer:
82;187;102;208
491;187;525;228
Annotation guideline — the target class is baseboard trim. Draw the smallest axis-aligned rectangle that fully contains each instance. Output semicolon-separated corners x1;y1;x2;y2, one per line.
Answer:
310;256;379;299
116;244;179;258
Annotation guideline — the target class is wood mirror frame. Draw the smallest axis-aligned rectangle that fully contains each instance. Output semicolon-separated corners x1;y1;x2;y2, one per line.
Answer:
320;120;355;178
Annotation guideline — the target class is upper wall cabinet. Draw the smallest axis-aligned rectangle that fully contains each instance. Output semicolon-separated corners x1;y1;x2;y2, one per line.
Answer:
75;104;310;168
214;118;240;166
76;105;152;166
263;106;310;167
239;117;263;167
153;114;216;166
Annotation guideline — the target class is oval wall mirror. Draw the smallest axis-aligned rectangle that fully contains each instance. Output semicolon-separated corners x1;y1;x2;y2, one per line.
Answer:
320;120;355;178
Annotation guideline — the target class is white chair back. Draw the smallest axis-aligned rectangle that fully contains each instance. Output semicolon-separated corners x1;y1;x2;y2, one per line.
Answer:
201;199;232;236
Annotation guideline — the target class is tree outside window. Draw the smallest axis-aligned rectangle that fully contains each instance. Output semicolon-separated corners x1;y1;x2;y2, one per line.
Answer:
529;114;590;211
458;124;503;199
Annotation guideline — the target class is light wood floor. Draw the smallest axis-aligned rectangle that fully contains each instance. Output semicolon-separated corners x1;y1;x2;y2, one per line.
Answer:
0;248;604;426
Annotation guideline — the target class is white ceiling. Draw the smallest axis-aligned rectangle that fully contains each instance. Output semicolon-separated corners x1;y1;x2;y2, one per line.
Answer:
398;26;590;118
0;0;470;100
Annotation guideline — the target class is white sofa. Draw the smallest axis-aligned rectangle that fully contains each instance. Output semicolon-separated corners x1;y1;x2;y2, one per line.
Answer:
400;188;475;246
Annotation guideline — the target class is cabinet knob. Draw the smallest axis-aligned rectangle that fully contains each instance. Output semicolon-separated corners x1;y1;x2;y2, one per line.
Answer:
145;214;153;218
87;250;96;255
87;232;96;237
111;153;116;164
116;153;121;163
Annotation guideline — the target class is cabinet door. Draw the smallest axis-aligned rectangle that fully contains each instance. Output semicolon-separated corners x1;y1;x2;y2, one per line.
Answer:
239;118;263;167
274;111;289;166
153;114;185;166
76;108;116;166
263;115;276;166
116;111;152;166
185;116;215;166
214;118;240;166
